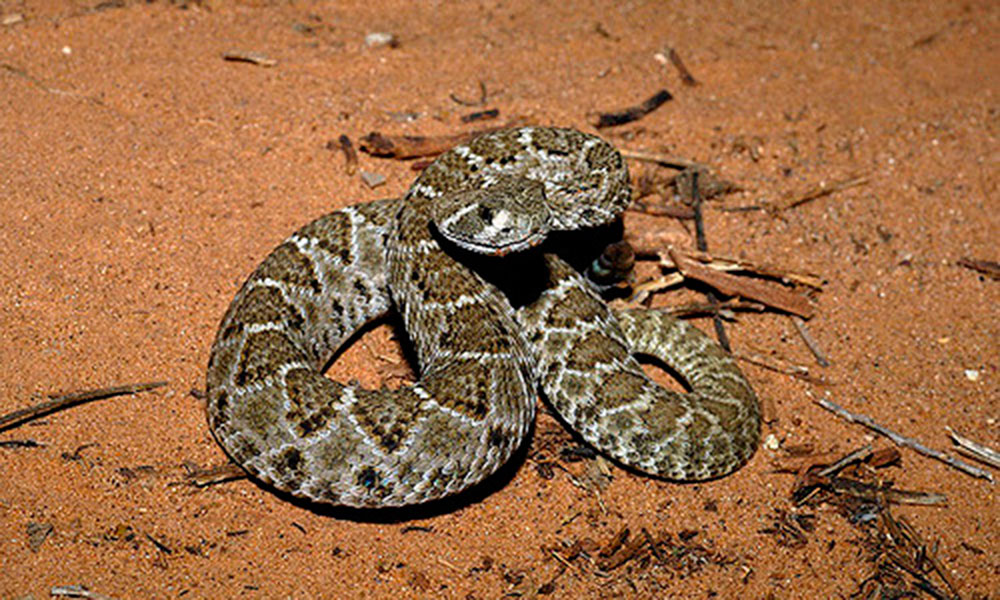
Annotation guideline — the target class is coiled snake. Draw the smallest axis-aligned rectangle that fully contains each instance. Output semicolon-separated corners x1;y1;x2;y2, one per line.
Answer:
205;127;760;508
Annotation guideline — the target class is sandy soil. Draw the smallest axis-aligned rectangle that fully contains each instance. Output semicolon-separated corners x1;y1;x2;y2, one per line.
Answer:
1;1;997;598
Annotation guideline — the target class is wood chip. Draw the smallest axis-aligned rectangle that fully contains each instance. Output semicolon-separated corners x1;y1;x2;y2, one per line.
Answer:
222;50;277;67
664;247;816;318
589;89;673;128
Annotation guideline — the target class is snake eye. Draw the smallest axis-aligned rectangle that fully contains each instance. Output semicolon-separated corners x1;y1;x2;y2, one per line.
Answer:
478;205;494;223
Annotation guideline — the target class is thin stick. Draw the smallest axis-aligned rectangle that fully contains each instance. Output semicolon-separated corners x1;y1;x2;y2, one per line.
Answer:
655;247;826;290
50;585;118;600
690;170;731;352
814;397;994;483
0;381;167;432
791;316;831;367
665;248;816;318
816;444;872;477
619;148;703;170
956;257;1000;280
945;427;1000;469
667;47;698;86
186;462;247;487
333;134;358;176
660;300;766;318
770;174;869;212
733;349;821;382
589;89;673;128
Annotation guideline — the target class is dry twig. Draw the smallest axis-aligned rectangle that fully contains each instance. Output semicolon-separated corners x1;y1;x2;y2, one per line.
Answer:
658;299;766;319
631;246;823;306
222;50;277;67
732;349;826;384
814;397;994;483
769;174;869;212
0;381;167;432
791;315;831;366
185;462;247;487
666;47;698;86
329;134;358;176
945;426;1000;469
816;444;872;477
50;585;118;600
956;257;1000;280
619;148;703;170
664;247;815;318
589;89;673;128
638;246;824;288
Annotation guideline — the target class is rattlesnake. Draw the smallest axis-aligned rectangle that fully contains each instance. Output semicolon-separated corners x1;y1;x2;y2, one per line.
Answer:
205;127;760;508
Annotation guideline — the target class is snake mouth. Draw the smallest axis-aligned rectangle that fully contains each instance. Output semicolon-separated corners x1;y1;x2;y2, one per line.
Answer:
448;229;547;257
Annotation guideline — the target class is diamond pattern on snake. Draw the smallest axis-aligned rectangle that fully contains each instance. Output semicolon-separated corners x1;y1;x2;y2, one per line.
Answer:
205;126;761;508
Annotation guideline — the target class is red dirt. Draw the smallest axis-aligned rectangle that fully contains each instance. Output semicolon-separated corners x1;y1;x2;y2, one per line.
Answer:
2;1;996;598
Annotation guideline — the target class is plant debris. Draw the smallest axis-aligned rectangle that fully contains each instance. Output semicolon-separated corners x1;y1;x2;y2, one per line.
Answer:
956;257;1000;281
589;89;673;128
945;427;1000;469
328;134;358;176
221;50;277;67
27;521;53;552
461;108;500;123
184;461;247;487
0;381;167;433
815;396;994;482
768;444;965;598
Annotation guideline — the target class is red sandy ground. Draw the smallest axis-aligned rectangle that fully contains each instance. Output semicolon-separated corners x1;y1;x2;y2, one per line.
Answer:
1;1;997;598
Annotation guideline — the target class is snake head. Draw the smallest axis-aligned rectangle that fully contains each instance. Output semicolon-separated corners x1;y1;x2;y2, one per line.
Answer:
431;175;552;256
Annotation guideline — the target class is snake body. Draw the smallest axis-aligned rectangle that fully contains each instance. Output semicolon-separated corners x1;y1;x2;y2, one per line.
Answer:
205;127;760;508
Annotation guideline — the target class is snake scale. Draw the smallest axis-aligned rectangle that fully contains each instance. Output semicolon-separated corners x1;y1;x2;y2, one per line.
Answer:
205;127;760;508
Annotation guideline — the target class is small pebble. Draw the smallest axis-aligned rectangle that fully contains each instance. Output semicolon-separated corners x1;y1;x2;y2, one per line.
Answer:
365;31;398;48
763;434;780;451
964;369;980;382
360;171;386;189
